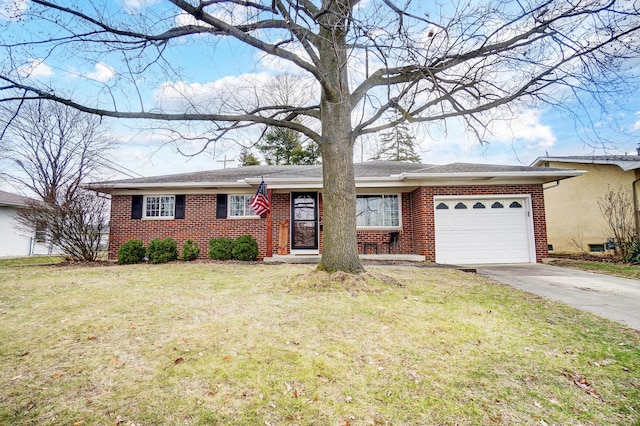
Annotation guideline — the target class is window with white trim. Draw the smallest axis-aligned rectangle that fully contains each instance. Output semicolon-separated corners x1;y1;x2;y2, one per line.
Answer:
229;194;258;217
144;195;175;218
356;194;400;228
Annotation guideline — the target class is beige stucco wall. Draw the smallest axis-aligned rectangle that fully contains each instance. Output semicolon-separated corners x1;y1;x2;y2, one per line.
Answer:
543;161;640;254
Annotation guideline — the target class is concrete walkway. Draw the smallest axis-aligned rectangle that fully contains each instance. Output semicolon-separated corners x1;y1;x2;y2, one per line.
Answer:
473;263;640;331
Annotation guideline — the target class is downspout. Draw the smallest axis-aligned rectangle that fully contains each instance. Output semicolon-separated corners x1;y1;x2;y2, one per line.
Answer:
633;177;640;239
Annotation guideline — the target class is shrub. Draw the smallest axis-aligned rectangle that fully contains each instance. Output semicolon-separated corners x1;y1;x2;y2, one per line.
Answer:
625;241;640;264
232;234;259;261
146;238;178;264
209;237;234;260
117;239;146;265
180;239;201;261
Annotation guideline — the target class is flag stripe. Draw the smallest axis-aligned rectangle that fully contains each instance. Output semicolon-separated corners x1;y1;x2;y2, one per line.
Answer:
249;179;270;217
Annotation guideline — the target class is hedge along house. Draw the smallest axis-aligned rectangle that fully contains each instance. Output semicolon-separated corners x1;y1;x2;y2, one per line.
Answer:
87;161;581;265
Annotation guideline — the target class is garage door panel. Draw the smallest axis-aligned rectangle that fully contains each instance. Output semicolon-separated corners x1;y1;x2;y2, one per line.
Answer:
435;197;533;264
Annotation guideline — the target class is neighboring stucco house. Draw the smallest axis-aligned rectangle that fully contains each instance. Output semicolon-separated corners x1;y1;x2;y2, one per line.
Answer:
532;155;640;254
0;190;56;257
87;161;580;265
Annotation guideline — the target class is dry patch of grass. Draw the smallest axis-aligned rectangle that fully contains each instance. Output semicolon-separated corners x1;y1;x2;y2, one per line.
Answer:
0;255;65;267
0;263;639;425
547;258;640;281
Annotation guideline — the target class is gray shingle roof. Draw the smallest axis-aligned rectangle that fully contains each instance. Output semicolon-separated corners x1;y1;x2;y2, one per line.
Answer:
532;156;640;172
0;190;33;207
416;162;561;174
87;160;581;191
98;165;315;185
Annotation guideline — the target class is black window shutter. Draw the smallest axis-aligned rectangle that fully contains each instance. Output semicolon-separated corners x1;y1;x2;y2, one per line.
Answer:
216;194;227;219
131;195;143;219
175;195;185;219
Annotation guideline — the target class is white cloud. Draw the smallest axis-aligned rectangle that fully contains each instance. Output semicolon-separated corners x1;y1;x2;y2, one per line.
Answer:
486;108;556;148
175;11;199;27
85;62;116;82
119;0;159;13
155;72;286;114
632;112;640;131
17;58;53;79
0;0;27;21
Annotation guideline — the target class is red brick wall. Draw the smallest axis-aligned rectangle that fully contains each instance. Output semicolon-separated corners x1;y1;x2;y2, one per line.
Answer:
109;185;547;262
410;185;547;262
109;194;268;260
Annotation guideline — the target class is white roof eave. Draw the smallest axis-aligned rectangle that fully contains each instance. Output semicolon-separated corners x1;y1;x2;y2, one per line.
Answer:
396;170;585;181
87;170;584;192
84;181;255;193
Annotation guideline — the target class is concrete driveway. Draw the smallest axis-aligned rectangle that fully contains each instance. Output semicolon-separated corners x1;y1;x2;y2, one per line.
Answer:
474;263;640;331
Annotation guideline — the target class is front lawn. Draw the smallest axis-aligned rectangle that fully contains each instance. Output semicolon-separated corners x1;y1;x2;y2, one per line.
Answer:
1;263;638;425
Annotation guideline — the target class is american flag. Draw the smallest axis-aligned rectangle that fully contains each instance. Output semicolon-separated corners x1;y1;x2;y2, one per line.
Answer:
249;178;270;217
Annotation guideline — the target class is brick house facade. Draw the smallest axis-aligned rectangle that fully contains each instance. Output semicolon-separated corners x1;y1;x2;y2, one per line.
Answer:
93;162;580;264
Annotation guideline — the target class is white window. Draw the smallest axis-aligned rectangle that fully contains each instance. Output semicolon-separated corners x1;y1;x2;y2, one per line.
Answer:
144;195;175;219
356;194;400;228
229;194;258;217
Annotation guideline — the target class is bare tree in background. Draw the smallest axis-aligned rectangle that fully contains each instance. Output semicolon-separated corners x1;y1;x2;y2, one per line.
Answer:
0;100;113;261
598;185;636;258
1;0;639;272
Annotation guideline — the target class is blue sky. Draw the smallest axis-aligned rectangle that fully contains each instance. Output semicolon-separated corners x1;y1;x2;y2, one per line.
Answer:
1;0;640;186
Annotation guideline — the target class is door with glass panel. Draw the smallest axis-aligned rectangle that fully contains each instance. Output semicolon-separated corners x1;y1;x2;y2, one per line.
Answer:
291;192;318;250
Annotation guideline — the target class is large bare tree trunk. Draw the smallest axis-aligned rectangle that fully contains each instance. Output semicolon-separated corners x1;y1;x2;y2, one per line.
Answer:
318;109;363;273
316;0;364;273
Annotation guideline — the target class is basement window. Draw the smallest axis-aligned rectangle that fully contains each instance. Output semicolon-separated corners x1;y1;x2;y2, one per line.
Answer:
588;244;605;253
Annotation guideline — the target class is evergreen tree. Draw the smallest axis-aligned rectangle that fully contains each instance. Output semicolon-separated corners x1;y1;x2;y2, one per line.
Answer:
239;147;260;166
258;127;320;165
373;121;421;163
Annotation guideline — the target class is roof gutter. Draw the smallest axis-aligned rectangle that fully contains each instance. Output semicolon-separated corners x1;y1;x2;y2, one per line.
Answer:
394;170;584;181
84;181;254;191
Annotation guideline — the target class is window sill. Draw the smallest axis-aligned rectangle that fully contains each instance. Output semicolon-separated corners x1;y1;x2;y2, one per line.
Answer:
142;216;175;220
356;226;402;231
228;215;262;220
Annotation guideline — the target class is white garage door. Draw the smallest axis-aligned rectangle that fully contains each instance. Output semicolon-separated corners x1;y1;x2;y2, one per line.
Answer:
434;197;534;264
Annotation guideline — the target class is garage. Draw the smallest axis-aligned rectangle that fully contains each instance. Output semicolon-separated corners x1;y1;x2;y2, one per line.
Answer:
434;196;535;264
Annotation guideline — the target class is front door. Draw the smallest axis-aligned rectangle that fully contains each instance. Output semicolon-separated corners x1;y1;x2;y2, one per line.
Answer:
291;192;318;251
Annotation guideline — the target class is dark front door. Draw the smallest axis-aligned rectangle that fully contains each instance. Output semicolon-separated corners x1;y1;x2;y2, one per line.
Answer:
291;192;318;250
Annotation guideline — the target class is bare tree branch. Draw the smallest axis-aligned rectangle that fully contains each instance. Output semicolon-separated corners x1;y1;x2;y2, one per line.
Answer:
1;0;639;272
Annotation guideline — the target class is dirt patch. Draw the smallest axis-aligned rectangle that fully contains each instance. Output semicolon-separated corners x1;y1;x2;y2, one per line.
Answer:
289;269;404;293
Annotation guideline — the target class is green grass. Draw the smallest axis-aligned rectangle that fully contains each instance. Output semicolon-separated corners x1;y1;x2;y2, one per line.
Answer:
0;255;65;267
1;263;639;425
548;258;640;280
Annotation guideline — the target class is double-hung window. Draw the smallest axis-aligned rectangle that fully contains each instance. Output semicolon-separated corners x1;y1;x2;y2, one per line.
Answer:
144;195;175;219
229;194;258;217
356;194;400;228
